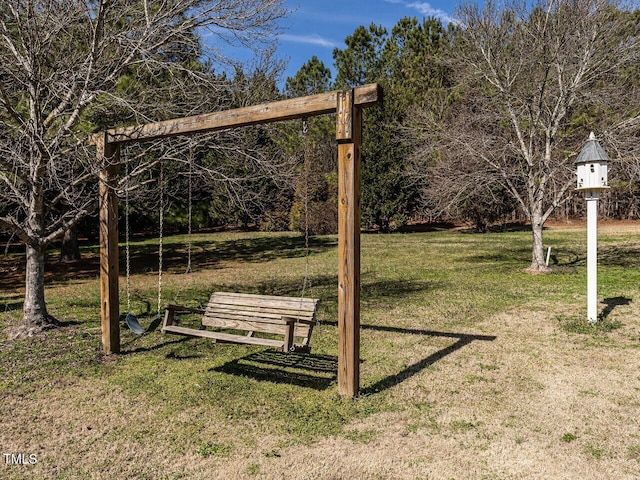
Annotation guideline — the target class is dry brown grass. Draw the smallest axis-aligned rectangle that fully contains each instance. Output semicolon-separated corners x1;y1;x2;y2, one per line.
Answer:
4;305;639;479
1;224;640;479
199;306;640;480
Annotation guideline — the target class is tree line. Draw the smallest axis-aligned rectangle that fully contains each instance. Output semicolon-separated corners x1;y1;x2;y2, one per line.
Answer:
1;0;640;333
91;4;640;244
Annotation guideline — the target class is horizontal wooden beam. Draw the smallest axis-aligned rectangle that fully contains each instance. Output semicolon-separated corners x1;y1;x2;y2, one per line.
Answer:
91;83;382;145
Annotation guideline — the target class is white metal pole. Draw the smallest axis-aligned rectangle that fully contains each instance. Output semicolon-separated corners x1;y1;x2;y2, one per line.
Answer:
586;195;599;323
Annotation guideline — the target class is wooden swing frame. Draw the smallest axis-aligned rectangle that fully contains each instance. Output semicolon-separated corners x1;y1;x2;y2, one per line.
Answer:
93;83;382;398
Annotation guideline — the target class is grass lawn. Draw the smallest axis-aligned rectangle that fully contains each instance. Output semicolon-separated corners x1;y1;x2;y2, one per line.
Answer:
1;222;639;479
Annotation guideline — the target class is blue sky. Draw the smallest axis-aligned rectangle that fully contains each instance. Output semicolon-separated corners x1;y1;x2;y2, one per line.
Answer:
277;0;457;82
242;0;459;86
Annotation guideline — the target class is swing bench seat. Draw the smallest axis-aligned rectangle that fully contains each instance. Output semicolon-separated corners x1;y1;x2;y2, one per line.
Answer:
162;292;320;353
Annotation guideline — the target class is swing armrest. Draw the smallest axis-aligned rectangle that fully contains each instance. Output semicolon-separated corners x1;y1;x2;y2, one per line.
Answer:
280;316;317;353
280;316;297;352
162;304;206;331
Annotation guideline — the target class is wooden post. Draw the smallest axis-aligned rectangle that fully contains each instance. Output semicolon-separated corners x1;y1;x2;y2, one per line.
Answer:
337;89;361;397
97;134;121;354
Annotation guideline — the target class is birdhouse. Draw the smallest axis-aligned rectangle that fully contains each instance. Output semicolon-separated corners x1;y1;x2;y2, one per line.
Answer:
575;132;609;192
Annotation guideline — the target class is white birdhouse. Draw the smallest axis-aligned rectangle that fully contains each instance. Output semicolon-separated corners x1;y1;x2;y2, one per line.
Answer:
575;132;610;192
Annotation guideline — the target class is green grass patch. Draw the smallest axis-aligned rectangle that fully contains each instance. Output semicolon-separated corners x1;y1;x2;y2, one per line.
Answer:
450;419;478;432
343;428;380;444
556;314;623;334
197;442;232;458
585;444;606;459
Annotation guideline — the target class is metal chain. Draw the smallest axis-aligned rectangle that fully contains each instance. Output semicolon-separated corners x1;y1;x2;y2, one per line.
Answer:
186;154;193;275
297;119;313;324
302;131;311;297
173;151;193;304
125;158;132;315
157;162;164;318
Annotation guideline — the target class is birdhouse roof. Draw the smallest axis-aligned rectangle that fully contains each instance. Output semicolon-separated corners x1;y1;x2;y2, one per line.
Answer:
575;132;610;164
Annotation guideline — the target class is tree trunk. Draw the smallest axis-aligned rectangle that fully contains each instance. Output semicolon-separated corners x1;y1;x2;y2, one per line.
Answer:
60;226;81;262
23;244;56;329
528;211;551;273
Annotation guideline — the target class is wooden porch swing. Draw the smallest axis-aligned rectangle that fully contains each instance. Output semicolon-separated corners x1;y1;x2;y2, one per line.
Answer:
93;83;382;397
162;292;320;353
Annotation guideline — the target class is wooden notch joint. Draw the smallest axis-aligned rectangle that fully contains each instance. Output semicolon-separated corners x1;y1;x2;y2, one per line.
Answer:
336;89;355;142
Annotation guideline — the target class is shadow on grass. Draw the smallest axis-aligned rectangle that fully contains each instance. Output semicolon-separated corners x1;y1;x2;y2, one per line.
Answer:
324;321;496;396
237;273;336;298
127;235;336;275
58;320;82;327
212;350;338;390
395;221;458;233
465;245;532;266
361;279;440;299
599;246;640;268
361;332;496;395
0;234;336;291
472;243;640;270
209;322;495;393
122;335;194;355
490;222;539;233
2;301;23;312
457;222;538;234
165;351;204;360
552;245;640;269
601;296;632;320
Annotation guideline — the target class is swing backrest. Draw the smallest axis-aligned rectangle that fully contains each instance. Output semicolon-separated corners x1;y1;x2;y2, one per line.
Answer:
202;292;319;342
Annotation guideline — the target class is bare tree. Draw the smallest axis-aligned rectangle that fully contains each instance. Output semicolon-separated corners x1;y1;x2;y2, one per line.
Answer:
410;0;639;271
0;0;287;334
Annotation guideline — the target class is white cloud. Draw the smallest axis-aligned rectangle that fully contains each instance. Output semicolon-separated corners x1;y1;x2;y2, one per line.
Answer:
279;34;339;49
385;0;458;25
